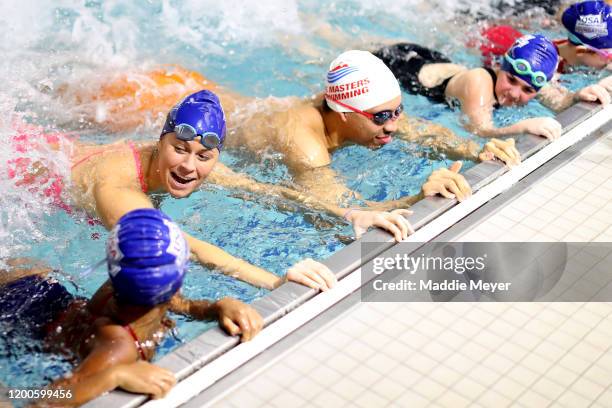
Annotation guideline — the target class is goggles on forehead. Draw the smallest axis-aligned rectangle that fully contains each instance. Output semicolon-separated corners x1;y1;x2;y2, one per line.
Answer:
327;97;403;126
504;54;549;88
568;33;612;60
174;123;222;150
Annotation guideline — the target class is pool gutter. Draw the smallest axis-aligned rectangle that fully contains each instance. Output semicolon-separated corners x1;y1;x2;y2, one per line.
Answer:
84;101;611;408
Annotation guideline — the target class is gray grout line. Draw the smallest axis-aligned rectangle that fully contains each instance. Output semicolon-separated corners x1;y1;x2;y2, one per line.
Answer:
84;100;608;408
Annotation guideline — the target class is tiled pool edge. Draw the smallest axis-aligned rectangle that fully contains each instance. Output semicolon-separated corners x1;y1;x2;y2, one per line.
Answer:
83;101;610;408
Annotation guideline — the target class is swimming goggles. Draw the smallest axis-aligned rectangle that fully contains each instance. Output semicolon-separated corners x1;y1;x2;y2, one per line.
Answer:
503;54;549;88
174;123;221;150
327;97;404;126
568;33;612;61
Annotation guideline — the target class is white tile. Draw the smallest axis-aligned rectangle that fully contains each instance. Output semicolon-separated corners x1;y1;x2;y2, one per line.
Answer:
514;390;552;407
504;223;537;241
571;341;606;362
520;353;554;375
387;363;423;387
312;391;349;408
364;352;399;376
595;388;612;407
491;377;526;400
463;365;501;387
411;377;446;400
245;374;285;401
289;376;324;401
321;329;353;350
427;365;463;388
544;364;580;388
443;353;478;376
406;353;439;375
531;377;566;400
268;391;307;408
476;390;513;408
333;377;366;401
371;377;408;401
505;365;540;387
498;206;528;223
395;390;432;408
436;390;471;408
556;390;595;408
286;351;323;375
359;329;392;350
422;341;454;362
308;365;343;387
221;390;266;408
342;339;377;362
354;390;389;408
272;364;302;387
348;365;383;388
572;377;607;400
452;377;487;400
558;353;593;375
582;364;612;388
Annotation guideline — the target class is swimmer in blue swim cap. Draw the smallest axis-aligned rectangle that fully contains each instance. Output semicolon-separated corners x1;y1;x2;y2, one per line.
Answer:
160;89;227;152
375;33;609;141
0;208;263;405
25;87;338;292
562;0;612;69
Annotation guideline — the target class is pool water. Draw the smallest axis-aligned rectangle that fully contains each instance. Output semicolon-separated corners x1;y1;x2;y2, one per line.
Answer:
0;0;607;390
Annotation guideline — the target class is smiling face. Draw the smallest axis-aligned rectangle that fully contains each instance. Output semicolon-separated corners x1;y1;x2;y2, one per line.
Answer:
494;70;538;107
340;95;402;148
157;133;219;198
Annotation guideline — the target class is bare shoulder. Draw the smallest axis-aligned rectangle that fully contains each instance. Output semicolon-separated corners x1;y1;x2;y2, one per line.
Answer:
447;68;495;100
452;68;494;85
75;141;153;189
283;104;331;172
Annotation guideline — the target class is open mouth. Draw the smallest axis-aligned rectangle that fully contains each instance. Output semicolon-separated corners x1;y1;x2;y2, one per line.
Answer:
170;171;196;186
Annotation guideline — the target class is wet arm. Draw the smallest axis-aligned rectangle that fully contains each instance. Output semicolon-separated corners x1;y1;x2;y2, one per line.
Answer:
209;161;350;218
169;294;216;320
93;183;154;229
44;327;140;406
183;232;282;290
537;84;575;112
395;114;480;161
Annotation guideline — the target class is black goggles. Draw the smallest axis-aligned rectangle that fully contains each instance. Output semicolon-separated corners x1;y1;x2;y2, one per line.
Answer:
370;103;404;126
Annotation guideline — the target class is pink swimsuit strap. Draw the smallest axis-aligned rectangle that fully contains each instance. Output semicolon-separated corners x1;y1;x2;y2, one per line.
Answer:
127;141;147;194
71;141;147;194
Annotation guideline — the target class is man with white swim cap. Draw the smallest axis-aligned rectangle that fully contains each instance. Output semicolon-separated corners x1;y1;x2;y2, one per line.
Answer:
219;49;518;239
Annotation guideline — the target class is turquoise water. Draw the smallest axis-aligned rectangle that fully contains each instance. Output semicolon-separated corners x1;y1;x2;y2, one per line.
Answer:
0;0;607;389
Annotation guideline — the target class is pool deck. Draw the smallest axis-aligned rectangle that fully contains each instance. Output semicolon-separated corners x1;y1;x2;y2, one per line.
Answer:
186;131;612;408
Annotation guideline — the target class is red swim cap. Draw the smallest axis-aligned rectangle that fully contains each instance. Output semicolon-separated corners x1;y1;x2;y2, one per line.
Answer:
479;25;523;65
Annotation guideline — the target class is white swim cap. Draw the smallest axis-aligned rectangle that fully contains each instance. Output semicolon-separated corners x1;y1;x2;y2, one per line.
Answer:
325;50;401;113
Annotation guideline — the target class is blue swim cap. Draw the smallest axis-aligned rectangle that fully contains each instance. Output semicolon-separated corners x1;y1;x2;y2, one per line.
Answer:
161;90;227;151
563;1;612;50
107;208;189;306
501;34;559;91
